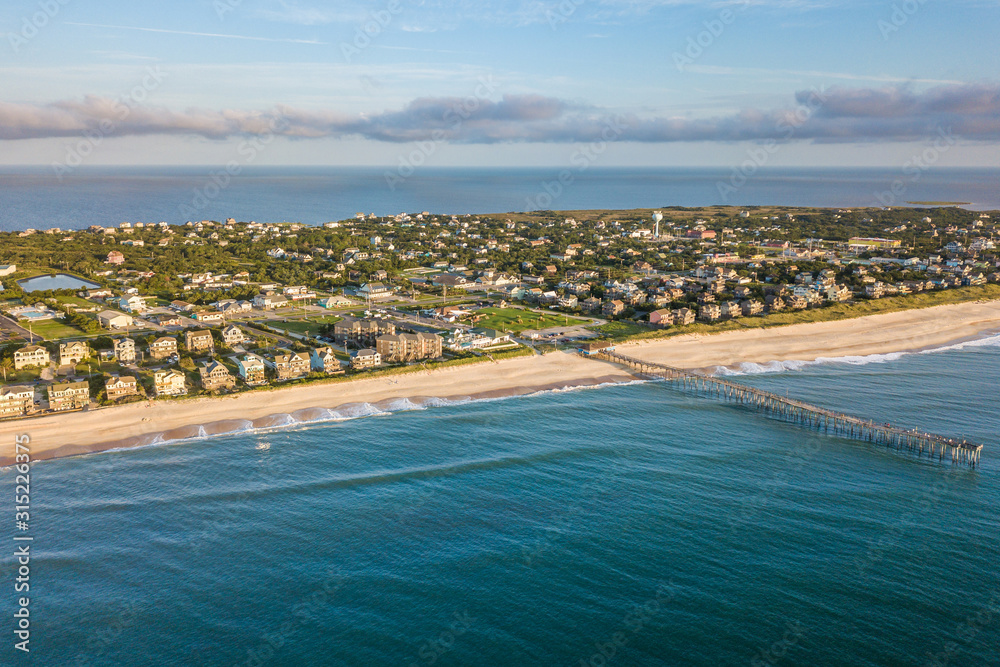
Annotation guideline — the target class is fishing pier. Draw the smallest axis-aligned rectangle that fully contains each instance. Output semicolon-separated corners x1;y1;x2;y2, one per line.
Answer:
589;350;983;468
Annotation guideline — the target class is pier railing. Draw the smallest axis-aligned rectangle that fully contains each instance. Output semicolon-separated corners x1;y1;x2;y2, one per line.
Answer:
590;351;983;468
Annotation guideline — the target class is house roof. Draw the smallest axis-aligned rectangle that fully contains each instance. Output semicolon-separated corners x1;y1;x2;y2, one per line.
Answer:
50;380;88;392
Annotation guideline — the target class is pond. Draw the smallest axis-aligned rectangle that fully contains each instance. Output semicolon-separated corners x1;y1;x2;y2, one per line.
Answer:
17;273;101;292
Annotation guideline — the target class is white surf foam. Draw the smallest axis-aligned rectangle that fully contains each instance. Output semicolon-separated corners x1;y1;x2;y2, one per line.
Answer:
19;377;650;466
713;332;1000;376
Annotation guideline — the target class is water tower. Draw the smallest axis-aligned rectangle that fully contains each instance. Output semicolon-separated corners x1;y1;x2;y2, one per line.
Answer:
652;211;663;239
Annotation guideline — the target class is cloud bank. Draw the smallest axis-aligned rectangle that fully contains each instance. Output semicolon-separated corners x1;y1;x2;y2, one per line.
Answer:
2;83;999;144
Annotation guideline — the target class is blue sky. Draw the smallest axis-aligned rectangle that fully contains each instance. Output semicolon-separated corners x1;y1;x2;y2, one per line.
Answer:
1;0;998;167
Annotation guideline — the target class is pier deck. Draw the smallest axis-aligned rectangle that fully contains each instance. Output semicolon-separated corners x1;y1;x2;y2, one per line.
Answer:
590;350;983;468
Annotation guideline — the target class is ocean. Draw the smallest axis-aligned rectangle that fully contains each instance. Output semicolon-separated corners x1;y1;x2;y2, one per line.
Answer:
1;166;999;231
3;336;998;666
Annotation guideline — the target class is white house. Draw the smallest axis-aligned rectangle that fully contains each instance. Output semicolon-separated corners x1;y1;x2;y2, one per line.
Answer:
357;283;394;300
117;295;146;313
98;310;134;329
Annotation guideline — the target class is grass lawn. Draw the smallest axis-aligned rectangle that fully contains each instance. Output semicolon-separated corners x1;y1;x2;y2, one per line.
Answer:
26;319;87;340
55;296;96;308
471;307;587;334
4;370;41;383
269;315;343;337
590;321;654;338
74;360;122;375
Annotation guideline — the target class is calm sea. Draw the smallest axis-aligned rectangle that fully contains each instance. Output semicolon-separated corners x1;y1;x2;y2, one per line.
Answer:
0;166;998;231
2;337;998;665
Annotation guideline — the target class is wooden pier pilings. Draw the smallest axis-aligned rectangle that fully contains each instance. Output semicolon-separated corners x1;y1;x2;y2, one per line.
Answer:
590;351;983;468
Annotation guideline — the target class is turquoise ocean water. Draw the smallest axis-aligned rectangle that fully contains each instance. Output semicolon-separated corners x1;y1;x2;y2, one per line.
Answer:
2;336;999;666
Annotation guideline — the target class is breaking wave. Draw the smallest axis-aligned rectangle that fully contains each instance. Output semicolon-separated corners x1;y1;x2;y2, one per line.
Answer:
713;332;1000;376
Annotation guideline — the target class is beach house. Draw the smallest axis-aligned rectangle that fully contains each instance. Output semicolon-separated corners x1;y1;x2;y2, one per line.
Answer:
236;354;267;386
698;303;722;322
350;349;381;369
198;360;236;391
114;338;136;363
14;345;50;370
194;312;225;324
602;300;625;317
105;375;140;401
58;341;89;367
673;308;695;325
185;330;215;354
221;324;246;347
720;301;742;319
48;380;89;410
310;347;342;374
272;351;310;381
152;314;183;327
153;369;187;397
649;309;674;327
117;295;146;313
0;385;34;417
149;336;178;360
252;293;289;310
357;282;394;300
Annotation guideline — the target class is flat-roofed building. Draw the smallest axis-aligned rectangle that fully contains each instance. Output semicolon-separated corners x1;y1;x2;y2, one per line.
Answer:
376;332;442;363
333;317;395;347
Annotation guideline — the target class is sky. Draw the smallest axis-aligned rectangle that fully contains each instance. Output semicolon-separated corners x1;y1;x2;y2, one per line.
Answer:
1;0;999;168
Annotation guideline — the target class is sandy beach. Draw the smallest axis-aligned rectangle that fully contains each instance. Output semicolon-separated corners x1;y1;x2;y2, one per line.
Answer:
5;299;1000;465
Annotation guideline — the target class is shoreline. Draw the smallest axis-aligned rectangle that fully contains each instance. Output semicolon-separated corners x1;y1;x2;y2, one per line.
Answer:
4;298;1000;466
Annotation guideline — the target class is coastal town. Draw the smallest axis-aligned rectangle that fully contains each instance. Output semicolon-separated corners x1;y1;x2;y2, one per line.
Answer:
1;205;998;421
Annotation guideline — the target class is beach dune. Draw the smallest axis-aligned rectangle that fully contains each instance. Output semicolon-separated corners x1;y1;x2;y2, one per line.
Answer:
4;299;999;465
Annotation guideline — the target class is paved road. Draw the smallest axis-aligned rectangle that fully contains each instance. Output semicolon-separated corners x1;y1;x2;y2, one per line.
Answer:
0;314;37;342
